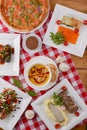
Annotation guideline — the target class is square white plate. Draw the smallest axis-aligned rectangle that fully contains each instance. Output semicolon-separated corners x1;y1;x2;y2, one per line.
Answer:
0;78;32;130
0;33;20;76
31;79;87;130
43;4;87;57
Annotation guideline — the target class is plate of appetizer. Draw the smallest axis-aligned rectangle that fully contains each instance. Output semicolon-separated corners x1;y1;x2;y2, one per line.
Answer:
31;79;87;130
0;78;32;130
0;33;20;76
24;56;59;90
43;4;87;57
0;0;50;33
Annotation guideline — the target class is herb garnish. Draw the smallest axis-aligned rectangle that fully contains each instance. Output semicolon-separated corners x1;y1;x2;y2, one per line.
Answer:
13;78;38;97
27;90;38;97
52;92;63;106
50;32;65;45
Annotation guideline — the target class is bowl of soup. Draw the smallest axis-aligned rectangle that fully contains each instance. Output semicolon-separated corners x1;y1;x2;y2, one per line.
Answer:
24;63;52;90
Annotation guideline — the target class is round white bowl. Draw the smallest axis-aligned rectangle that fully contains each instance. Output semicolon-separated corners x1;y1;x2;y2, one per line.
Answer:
22;33;42;54
24;56;59;91
24;63;52;89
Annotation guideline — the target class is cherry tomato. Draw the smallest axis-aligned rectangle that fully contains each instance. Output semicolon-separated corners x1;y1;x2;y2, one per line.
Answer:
14;98;18;103
83;20;87;25
7;99;11;104
74;28;79;33
3;89;8;93
61;86;67;91
64;41;68;46
55;123;61;129
56;20;62;25
75;111;80;117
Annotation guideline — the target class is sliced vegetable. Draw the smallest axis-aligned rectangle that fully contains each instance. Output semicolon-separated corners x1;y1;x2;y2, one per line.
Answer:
55;123;61;129
83;20;87;25
61;86;67;91
64;41;68;46
74;28;79;33
75;111;80;117
56;20;62;25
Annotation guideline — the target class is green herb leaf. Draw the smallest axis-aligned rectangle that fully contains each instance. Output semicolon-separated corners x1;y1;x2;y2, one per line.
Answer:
50;32;65;45
27;90;38;97
13;78;23;88
52;92;63;106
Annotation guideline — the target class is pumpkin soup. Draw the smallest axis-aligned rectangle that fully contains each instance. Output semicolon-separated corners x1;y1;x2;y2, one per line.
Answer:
28;64;51;86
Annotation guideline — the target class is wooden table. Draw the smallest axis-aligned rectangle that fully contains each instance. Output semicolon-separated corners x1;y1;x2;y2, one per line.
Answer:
50;0;87;130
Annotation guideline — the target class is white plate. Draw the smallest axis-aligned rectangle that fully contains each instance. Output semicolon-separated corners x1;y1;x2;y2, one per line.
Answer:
0;78;32;130
24;56;59;90
43;4;87;57
0;33;20;76
31;79;87;130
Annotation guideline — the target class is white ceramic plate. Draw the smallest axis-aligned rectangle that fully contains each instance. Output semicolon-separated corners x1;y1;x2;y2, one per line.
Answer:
31;78;87;130
43;4;87;57
24;56;59;90
0;33;20;76
0;78;32;130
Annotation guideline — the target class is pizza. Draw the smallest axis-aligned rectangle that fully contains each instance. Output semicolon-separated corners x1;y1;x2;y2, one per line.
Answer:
0;0;49;32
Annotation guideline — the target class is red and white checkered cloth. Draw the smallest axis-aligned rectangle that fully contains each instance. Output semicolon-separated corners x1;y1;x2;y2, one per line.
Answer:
0;12;87;130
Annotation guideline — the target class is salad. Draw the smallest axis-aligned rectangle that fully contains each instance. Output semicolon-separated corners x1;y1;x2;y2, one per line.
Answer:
0;88;18;119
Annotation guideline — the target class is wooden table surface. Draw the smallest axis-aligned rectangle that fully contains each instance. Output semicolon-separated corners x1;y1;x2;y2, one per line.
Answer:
0;1;87;130
50;0;87;130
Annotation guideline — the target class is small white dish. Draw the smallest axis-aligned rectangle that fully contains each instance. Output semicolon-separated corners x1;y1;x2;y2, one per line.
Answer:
43;4;87;57
0;33;20;76
31;78;87;130
59;62;70;72
22;33;42;54
0;78;32;130
24;56;59;91
25;110;34;119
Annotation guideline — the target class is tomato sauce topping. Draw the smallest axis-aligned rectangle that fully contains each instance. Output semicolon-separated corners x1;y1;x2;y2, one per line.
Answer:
28;64;50;86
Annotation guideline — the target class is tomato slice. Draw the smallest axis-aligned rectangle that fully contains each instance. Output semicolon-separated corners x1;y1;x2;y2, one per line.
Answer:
55;123;61;129
7;99;11;104
61;86;67;91
56;20;62;25
64;41;68;46
74;28;79;33
83;20;87;25
75;111;80;117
